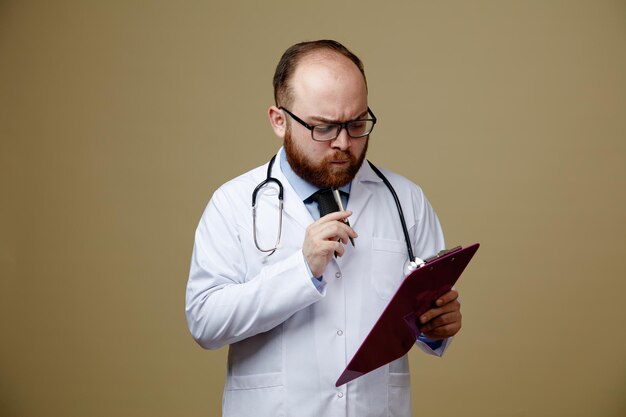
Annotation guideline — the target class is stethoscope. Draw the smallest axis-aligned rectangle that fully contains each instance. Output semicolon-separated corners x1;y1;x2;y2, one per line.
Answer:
252;155;423;273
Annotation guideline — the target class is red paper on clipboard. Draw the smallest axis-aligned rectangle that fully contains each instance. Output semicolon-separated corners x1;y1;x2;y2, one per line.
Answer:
335;243;480;387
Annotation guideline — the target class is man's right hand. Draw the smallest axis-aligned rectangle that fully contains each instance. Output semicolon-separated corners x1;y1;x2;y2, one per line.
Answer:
302;210;357;278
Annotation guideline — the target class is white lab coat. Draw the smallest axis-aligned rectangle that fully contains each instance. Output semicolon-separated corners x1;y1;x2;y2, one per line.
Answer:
186;148;448;417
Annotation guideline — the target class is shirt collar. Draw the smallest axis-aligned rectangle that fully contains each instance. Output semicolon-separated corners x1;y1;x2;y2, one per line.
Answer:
279;147;351;201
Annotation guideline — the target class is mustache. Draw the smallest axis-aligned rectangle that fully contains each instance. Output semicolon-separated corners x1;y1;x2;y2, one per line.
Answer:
324;151;355;162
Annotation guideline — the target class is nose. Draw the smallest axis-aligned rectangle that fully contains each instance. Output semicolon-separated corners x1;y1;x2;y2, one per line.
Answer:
330;128;351;150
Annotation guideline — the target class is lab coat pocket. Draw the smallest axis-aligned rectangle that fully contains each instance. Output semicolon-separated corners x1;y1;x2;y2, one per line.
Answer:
388;372;411;417
226;372;283;390
224;372;285;417
371;238;407;301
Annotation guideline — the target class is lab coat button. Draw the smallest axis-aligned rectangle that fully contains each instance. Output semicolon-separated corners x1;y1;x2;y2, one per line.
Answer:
335;272;341;278
337;330;343;336
337;392;344;398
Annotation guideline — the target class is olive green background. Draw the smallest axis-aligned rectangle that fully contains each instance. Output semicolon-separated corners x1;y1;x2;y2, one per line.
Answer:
1;1;625;416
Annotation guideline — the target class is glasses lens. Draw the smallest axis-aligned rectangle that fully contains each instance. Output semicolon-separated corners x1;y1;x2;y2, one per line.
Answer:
312;124;341;141
347;120;375;137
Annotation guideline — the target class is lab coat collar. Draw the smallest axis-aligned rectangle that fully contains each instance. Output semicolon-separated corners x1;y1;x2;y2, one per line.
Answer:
271;148;383;230
272;148;316;231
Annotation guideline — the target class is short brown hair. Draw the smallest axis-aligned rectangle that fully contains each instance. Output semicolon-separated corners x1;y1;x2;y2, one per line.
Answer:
272;40;367;108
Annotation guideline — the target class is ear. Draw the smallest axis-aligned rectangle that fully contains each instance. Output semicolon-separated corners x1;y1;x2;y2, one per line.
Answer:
268;106;287;138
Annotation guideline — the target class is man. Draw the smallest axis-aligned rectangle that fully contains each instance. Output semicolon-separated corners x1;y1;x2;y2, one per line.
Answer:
186;40;461;417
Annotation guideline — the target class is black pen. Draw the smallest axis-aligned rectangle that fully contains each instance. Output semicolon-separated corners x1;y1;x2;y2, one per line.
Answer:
332;188;355;247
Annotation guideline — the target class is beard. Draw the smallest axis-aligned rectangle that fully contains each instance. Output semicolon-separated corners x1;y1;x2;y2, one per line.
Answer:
284;127;368;189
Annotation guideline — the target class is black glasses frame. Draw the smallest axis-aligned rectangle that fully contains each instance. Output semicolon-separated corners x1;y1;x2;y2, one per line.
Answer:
279;107;377;142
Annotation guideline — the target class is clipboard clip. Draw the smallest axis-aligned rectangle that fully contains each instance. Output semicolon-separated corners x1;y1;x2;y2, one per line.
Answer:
424;246;462;263
408;246;463;272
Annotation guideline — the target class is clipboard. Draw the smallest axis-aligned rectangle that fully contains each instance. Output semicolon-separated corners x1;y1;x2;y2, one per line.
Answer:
335;243;480;387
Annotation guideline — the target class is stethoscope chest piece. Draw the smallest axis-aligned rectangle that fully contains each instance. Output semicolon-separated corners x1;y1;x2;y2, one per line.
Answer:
403;257;425;276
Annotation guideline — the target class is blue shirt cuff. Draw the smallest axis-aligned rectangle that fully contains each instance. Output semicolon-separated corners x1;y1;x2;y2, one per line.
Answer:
304;258;325;291
311;276;325;291
418;333;444;350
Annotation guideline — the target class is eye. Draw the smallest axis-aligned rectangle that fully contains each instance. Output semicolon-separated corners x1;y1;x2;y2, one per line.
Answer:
315;124;336;133
313;124;339;139
348;120;372;136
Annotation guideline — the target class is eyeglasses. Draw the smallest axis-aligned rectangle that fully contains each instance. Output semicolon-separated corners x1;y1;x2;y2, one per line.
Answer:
280;107;377;141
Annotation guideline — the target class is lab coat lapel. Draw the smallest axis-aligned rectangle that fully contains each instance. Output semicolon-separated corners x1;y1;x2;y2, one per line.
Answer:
273;153;314;231
268;151;384;231
346;160;383;228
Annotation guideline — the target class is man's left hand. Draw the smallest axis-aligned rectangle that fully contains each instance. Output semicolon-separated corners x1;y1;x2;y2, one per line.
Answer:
418;289;462;340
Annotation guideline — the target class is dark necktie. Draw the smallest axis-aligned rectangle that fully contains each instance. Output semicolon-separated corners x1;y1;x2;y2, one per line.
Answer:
307;188;355;249
308;188;340;218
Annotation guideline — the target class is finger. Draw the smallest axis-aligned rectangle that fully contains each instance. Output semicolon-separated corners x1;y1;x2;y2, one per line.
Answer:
420;311;462;336
420;311;461;332
319;210;352;223
422;322;461;340
324;217;358;241
308;215;350;234
314;221;357;243
423;318;462;339
335;225;357;244
435;289;459;307
333;241;346;257
315;240;345;258
420;300;460;324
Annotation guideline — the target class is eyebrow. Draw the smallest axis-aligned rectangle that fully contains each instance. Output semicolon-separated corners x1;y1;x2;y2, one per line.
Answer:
309;109;369;124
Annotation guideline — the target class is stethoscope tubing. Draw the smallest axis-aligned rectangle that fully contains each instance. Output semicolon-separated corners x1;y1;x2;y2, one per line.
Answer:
252;155;284;255
253;154;414;263
366;161;415;263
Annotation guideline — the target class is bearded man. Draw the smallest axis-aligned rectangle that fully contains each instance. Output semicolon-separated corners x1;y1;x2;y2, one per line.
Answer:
186;39;462;417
